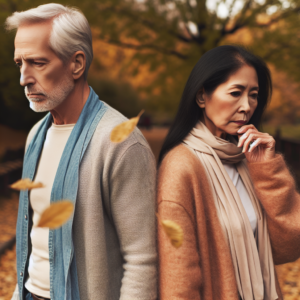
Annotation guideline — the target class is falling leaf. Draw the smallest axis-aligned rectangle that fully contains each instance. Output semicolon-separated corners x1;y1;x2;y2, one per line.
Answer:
37;201;74;229
10;178;44;191
110;110;145;143
157;214;183;248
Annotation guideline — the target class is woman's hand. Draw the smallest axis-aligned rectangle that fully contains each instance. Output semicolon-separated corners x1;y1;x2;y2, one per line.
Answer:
237;124;276;163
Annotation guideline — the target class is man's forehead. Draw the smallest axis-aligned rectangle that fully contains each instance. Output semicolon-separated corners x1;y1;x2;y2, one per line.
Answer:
14;22;54;59
15;22;51;48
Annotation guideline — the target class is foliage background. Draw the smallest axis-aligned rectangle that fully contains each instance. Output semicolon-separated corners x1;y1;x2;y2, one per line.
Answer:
1;0;300;132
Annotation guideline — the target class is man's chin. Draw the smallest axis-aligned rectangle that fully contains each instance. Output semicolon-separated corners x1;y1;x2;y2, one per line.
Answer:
29;100;52;112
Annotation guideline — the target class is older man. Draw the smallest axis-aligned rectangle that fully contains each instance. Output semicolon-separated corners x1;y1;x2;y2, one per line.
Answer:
6;4;157;300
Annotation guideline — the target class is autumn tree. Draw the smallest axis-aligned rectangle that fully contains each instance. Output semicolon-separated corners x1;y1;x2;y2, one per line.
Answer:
2;0;300;128
76;0;300;118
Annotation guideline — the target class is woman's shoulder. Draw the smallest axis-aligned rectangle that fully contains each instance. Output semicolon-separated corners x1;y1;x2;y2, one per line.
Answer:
157;144;212;220
159;143;207;181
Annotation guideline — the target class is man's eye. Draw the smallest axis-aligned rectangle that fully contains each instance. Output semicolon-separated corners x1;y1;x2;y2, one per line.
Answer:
15;62;22;68
230;91;241;97
33;62;44;67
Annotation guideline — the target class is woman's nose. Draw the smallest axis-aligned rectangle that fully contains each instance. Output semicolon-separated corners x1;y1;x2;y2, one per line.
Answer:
239;95;251;113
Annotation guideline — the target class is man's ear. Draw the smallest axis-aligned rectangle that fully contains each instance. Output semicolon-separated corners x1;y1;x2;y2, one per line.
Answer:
196;89;206;108
71;51;86;80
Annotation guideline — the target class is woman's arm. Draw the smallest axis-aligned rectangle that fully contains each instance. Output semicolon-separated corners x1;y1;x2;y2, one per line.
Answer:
237;124;300;264
158;200;202;300
248;154;300;264
157;150;202;300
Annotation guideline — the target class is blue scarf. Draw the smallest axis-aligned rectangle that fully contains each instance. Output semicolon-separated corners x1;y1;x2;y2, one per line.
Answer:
16;87;107;300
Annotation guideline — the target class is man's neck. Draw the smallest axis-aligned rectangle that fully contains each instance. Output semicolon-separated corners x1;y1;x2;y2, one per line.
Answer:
50;81;90;125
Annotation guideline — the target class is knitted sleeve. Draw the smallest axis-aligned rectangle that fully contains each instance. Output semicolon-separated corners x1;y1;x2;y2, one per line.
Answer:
248;154;300;264
110;141;157;300
157;150;201;300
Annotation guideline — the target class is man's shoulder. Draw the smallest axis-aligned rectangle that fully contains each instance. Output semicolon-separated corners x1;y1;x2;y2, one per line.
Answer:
94;102;150;150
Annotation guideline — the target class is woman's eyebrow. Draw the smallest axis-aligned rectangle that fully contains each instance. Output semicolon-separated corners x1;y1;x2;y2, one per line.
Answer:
229;84;259;91
230;84;246;89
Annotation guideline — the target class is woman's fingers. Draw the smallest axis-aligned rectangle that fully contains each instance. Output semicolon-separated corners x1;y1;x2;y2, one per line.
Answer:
237;124;256;135
237;125;276;162
237;128;258;148
242;133;259;153
248;138;262;153
242;133;275;153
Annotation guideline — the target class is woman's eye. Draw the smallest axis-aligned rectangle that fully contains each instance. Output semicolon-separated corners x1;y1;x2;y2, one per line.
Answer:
230;91;241;97
250;93;258;100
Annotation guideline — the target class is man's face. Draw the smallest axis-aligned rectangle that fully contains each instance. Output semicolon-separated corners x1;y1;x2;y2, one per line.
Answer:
14;21;74;112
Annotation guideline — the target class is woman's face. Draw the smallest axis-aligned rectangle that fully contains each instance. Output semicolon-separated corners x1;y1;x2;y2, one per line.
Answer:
197;65;259;138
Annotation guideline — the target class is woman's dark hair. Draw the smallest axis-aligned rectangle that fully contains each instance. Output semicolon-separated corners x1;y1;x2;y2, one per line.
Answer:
158;45;272;164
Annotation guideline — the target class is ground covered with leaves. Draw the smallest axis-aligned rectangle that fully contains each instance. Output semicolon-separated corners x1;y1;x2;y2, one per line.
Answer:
0;246;16;300
0;193;18;248
0;192;18;300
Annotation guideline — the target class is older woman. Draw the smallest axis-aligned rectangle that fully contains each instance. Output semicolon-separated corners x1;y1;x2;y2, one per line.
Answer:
157;45;300;300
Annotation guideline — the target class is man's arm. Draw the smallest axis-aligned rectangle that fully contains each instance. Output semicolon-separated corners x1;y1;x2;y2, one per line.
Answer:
109;141;157;300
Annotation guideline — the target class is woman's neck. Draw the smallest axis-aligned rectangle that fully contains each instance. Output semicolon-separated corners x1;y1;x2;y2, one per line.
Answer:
201;115;227;139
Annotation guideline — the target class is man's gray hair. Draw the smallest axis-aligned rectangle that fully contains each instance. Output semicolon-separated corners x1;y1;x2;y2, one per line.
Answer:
5;3;93;80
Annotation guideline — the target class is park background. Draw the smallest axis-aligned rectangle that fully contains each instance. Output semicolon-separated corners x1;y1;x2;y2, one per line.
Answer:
1;0;300;298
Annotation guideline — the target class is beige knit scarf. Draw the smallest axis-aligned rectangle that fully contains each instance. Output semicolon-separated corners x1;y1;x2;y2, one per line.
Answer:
183;121;278;300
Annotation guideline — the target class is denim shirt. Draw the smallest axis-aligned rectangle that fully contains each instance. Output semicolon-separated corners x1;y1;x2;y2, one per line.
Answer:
16;88;107;300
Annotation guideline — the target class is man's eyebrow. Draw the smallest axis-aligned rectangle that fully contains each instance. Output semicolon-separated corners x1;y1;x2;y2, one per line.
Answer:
14;56;50;62
230;84;259;91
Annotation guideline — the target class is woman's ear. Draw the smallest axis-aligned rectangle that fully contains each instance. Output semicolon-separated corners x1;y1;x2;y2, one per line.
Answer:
196;89;206;108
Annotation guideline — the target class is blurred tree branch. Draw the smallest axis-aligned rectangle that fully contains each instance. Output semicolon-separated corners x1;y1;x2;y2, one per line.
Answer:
102;38;188;59
86;0;300;61
3;0;300;125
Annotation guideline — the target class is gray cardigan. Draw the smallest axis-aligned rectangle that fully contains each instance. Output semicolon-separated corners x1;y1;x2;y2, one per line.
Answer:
12;103;157;300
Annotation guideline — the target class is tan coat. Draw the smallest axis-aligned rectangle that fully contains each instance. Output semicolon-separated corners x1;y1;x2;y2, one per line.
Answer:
157;144;300;299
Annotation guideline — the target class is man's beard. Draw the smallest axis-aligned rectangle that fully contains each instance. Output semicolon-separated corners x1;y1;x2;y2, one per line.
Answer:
25;75;75;112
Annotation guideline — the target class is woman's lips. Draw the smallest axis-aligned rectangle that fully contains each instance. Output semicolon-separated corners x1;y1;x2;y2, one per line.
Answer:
232;120;247;125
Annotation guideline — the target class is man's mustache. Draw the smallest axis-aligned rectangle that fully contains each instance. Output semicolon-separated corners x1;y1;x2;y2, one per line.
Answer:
25;87;46;96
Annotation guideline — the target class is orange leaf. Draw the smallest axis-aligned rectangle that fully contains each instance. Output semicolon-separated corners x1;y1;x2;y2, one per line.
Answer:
110;110;144;143
37;201;74;229
157;214;183;248
10;178;44;191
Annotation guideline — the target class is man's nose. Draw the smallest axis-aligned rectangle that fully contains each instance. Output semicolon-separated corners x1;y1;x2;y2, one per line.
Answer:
20;65;35;87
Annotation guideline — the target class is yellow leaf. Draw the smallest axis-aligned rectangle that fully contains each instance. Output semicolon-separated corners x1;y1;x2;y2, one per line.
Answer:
110;110;144;143
157;214;183;248
10;178;44;191
37;201;74;229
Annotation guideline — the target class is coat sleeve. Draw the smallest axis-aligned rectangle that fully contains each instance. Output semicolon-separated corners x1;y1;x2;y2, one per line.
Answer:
157;157;202;299
248;154;300;264
109;141;157;300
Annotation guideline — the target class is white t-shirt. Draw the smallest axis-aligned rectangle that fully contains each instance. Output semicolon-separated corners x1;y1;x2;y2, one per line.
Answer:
25;123;75;298
223;163;257;233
